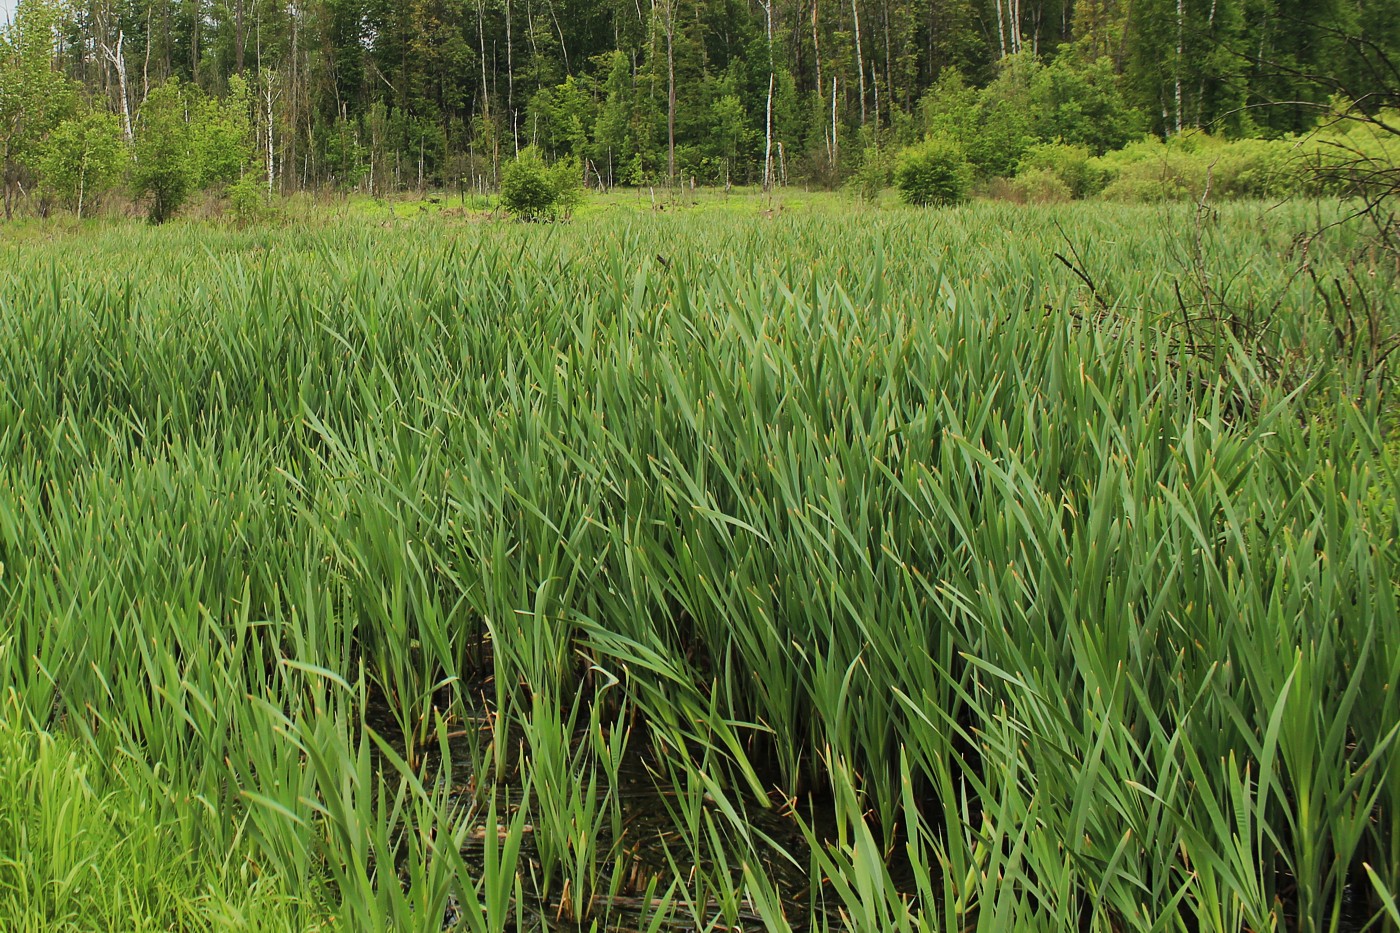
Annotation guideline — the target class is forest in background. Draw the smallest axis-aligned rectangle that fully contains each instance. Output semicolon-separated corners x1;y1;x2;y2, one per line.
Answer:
2;0;1399;214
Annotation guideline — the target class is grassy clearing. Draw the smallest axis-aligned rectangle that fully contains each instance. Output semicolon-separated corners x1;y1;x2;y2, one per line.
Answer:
0;200;1397;931
0;698;332;931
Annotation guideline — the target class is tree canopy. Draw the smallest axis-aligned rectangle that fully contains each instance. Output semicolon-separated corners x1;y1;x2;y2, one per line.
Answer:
0;0;1397;204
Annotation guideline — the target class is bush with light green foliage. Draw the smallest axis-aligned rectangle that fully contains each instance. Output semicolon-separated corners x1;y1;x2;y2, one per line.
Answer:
1007;167;1074;203
500;146;583;220
851;143;895;202
1092;132;1298;202
1297;108;1400;199
227;172;271;224
1015;142;1103;199
895;136;972;206
36;108;127;218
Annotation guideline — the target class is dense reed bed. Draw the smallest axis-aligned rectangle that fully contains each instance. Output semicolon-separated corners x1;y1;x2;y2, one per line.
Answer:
0;200;1397;931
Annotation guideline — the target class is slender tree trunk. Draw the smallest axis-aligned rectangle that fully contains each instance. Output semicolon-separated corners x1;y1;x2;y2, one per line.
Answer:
234;0;244;73
870;59;878;128
288;5;299;192
526;0;540;92
811;0;822;96
1115;0;1135;70
506;0;517;153
1175;0;1184;134
545;0;570;74
264;76;276;195
76;146;87;219
663;0;676;186
1198;0;1217;129
103;31;133;143
144;5;152;100
190;0;199;83
851;0;865;124
764;72;774;188
477;0;491;120
95;8;112;99
830;75;838;172
882;0;893;112
160;0;170;77
762;0;774;189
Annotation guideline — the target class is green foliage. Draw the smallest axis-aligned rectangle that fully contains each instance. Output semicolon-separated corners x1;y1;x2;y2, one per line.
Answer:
132;79;196;223
1092;132;1298;202
227;172;271;225
895;136;972;206
592;50;648;187
918;53;1146;182
189;74;254;190
966;51;1043;178
0;0;76;216
2;0;1397;195
1016;142;1102;199
1031;55;1144;154
709;93;755;182
500;146;582;220
1;201;1397;931
1123;0;1250;136
1006;167;1074;203
1297;108;1400;199
323;118;369;189
917;67;979;150
36;108;126;217
528;75;595;163
850;143;894;202
0;707;331;929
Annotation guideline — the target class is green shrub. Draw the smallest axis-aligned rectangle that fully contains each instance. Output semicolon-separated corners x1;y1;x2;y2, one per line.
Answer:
1207;137;1295;199
548;158;584;218
917;67;978;148
1092;132;1297;202
500;147;583;221
1007;167;1074;203
227;173;271;225
1296;110;1400;198
1016;142;1102;199
1093;136;1201;202
895;137;972;207
131;79;197;224
850;145;894;202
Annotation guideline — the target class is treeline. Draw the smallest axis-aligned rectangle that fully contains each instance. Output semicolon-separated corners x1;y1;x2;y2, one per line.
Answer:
2;0;1398;215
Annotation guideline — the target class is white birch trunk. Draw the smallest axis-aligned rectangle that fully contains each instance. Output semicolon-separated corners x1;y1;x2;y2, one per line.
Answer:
1175;0;1184;134
851;0;865;124
764;72;775;189
823;75;834;170
265;78;276;196
761;0;775;190
102;31;133;144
